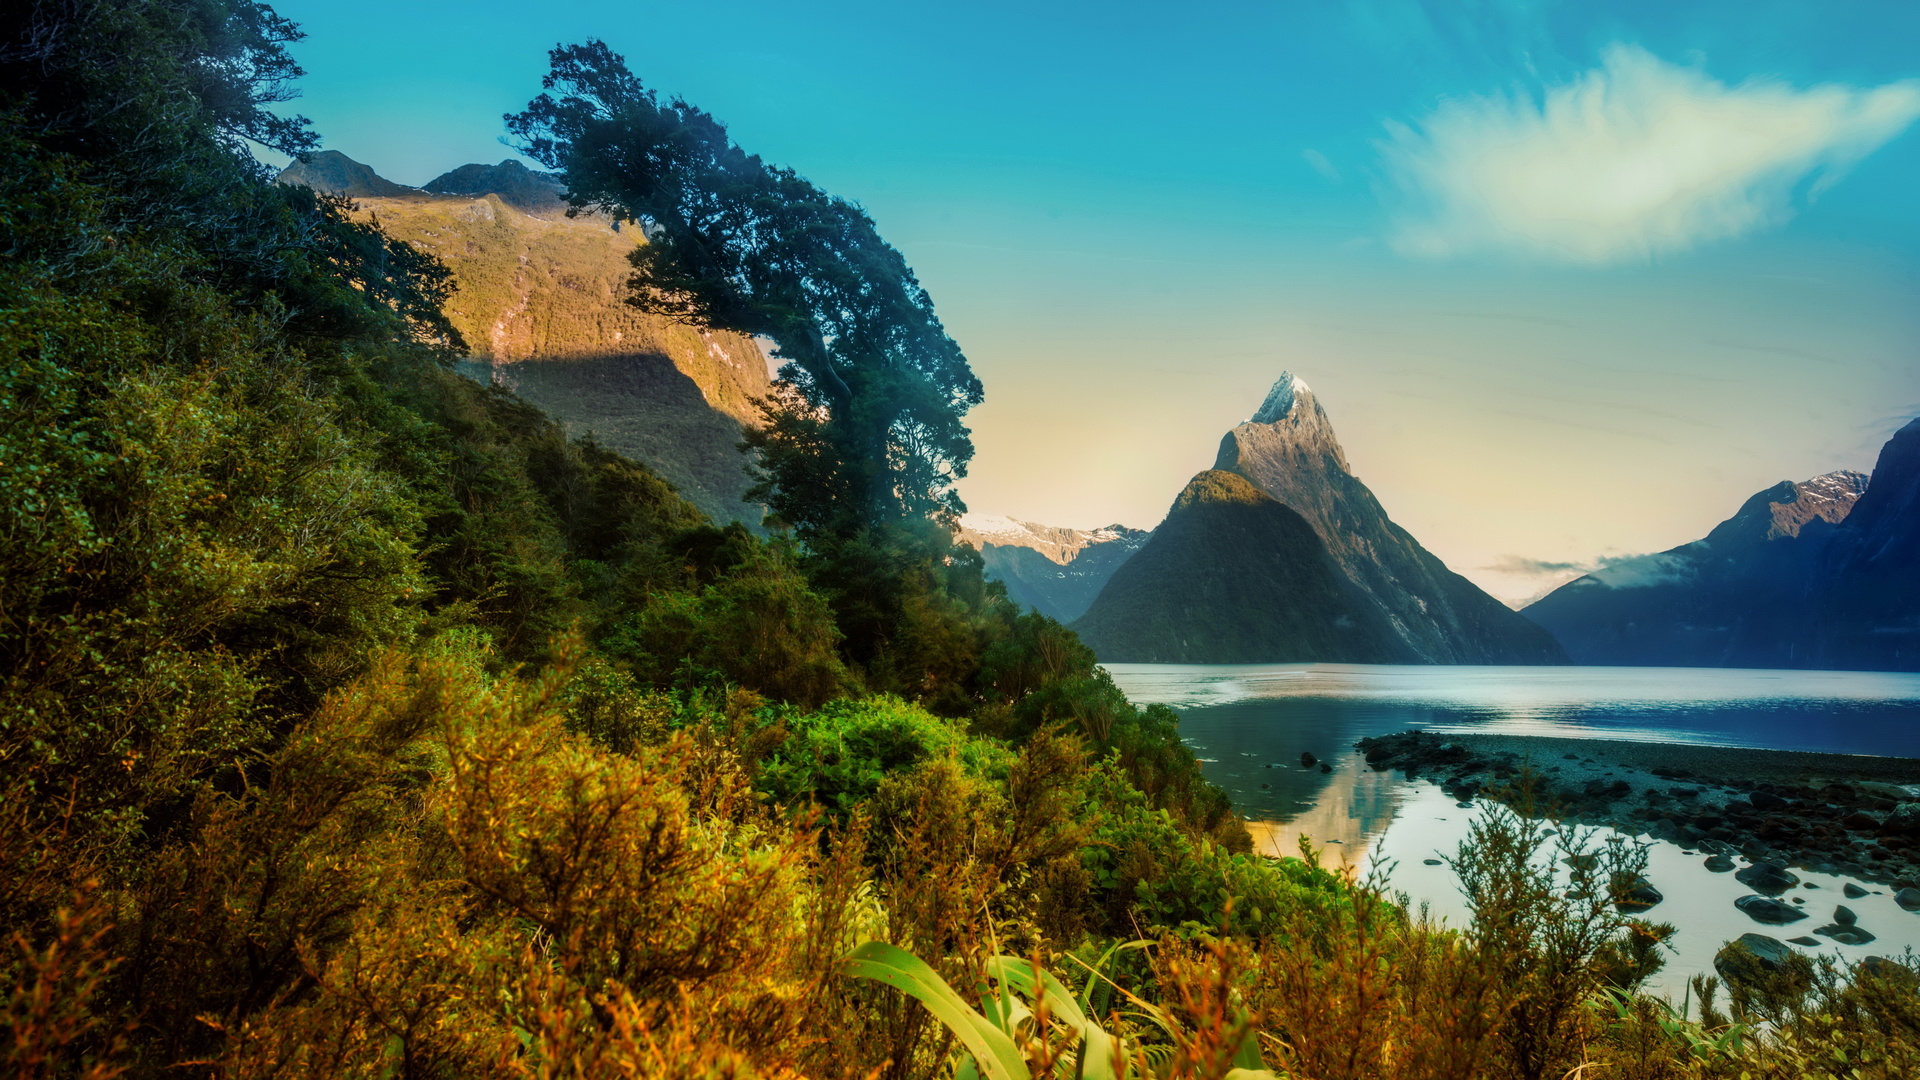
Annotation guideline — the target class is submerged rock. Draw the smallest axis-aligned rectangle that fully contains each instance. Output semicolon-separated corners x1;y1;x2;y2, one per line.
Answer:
1704;854;1736;873
1735;895;1809;924
1815;923;1877;946
1897;887;1920;911
1735;862;1800;896
1845;883;1869;899
1836;905;1859;926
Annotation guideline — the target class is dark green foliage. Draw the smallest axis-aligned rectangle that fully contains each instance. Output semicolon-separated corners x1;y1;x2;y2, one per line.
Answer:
754;697;980;813
604;539;855;708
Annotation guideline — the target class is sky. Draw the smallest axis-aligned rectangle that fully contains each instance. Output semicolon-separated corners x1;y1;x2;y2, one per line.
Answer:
263;0;1920;602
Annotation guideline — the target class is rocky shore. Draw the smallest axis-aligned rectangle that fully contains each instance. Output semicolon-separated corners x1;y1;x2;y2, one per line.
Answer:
1353;730;1920;892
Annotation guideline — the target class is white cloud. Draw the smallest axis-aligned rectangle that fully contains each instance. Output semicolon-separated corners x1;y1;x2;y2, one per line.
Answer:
1382;45;1920;263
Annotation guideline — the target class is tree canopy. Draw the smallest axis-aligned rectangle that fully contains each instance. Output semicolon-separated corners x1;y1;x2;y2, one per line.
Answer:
507;41;982;540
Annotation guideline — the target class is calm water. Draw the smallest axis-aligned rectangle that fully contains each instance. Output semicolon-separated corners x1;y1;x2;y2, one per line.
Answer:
1105;663;1920;995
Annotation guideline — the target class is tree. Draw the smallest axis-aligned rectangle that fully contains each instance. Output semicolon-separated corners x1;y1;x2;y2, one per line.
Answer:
507;41;983;540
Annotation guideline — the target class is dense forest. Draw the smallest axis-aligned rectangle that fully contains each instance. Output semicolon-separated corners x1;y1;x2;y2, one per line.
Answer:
2;2;1917;1076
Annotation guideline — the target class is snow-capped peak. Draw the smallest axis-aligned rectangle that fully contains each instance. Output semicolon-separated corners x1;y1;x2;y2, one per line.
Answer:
1250;372;1310;424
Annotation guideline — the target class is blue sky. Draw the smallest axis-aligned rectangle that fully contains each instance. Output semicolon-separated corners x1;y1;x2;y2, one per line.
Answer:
266;0;1920;600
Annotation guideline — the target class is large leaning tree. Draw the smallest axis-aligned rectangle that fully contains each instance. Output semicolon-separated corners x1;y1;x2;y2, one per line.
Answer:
508;41;983;543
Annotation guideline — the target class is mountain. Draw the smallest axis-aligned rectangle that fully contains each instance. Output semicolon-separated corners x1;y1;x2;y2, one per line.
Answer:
957;515;1148;622
1071;471;1407;663
1524;419;1918;671
277;149;421;197
276;152;771;525
1206;373;1566;664
423;160;567;214
1522;471;1866;667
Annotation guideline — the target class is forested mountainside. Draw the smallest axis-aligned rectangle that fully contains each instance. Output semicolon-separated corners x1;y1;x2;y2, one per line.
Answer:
1073;471;1406;663
278;151;772;525
957;514;1148;621
1527;421;1920;671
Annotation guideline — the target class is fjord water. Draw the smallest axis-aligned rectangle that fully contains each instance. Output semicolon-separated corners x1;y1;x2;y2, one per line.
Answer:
1105;663;1920;993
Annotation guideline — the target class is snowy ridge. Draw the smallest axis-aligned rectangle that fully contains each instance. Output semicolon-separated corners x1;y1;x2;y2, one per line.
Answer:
958;513;1148;567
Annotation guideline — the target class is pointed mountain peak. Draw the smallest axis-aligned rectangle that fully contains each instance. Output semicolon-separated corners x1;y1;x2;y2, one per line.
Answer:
1251;371;1311;424
275;150;419;198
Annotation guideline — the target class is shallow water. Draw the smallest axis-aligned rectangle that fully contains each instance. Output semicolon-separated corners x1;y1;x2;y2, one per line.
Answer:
1105;663;1920;996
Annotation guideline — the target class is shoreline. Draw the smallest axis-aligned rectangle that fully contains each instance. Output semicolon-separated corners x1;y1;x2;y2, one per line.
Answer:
1354;730;1920;891
1435;733;1920;788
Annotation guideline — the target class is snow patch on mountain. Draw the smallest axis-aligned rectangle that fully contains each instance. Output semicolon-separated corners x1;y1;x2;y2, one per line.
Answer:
1250;372;1308;424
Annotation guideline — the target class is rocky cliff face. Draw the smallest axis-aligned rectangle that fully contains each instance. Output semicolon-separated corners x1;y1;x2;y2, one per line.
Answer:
1212;373;1566;664
957;515;1148;622
277;152;771;526
1071;471;1406;663
1525;429;1919;672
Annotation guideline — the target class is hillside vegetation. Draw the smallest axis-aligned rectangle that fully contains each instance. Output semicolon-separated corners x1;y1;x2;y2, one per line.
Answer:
3;3;1917;1078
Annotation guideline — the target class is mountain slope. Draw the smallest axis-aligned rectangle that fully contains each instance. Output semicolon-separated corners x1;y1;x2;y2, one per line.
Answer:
1071;471;1407;663
957;515;1148;622
1813;419;1920;669
277;152;771;525
1523;471;1869;667
1214;373;1566;664
1529;418;1917;672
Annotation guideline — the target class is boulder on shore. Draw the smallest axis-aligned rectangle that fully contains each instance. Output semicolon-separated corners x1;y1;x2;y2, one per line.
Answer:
1714;934;1806;986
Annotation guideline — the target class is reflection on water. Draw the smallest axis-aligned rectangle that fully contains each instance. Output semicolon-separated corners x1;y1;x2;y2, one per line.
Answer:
1243;755;1407;870
1108;663;1920;997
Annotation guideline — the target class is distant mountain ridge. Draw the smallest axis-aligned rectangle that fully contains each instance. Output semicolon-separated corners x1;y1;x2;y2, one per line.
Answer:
275;151;771;526
957;515;1148;622
1525;420;1918;671
422;160;568;213
1074;373;1564;665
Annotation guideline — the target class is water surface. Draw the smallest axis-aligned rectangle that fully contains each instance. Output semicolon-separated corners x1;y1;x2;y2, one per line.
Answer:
1106;663;1920;994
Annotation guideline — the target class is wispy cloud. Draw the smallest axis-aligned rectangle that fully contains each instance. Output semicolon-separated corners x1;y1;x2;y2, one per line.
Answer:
1484;555;1587;575
1381;45;1920;263
1486;550;1693;589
